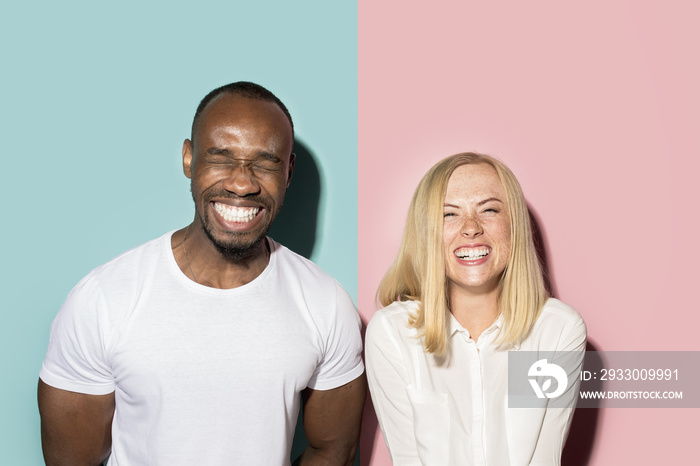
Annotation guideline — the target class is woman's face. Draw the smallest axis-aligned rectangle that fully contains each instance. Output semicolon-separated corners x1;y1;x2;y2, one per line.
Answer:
443;163;511;297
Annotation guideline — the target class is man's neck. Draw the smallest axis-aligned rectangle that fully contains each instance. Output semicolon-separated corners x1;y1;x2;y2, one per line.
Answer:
171;224;270;289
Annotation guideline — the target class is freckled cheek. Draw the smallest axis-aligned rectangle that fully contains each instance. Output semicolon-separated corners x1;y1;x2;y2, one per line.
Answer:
495;222;512;256
442;225;461;251
495;223;510;238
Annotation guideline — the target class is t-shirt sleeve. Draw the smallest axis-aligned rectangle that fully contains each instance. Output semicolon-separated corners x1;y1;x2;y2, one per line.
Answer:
39;274;116;395
306;281;364;391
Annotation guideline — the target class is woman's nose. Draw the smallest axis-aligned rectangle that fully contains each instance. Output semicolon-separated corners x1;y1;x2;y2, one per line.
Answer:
460;216;483;237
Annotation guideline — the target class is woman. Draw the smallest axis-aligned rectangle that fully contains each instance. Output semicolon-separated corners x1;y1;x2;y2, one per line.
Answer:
365;153;586;466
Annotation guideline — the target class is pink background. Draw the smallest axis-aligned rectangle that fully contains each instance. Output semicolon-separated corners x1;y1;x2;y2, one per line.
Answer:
358;1;700;465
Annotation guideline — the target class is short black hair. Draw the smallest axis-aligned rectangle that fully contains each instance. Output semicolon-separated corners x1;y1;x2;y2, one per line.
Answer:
190;81;294;144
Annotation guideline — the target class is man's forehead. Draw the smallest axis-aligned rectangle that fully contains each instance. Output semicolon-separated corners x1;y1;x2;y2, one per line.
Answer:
196;94;291;135
203;94;285;120
192;95;293;160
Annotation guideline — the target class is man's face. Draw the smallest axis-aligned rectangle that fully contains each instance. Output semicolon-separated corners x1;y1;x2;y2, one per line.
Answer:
183;94;295;259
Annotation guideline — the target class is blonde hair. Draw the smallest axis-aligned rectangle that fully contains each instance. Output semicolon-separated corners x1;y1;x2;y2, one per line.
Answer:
377;153;548;354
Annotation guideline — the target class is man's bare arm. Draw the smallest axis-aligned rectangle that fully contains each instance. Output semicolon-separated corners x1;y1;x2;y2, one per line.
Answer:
38;379;115;466
295;373;367;466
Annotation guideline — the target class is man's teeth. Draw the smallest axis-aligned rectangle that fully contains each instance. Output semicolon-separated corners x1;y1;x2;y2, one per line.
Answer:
214;203;260;222
456;248;490;259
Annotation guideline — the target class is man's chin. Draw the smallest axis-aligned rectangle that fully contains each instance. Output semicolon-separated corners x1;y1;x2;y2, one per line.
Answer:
206;229;269;261
197;209;273;260
214;240;265;260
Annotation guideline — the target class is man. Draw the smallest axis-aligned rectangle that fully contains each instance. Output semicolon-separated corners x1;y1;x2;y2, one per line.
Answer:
38;82;366;465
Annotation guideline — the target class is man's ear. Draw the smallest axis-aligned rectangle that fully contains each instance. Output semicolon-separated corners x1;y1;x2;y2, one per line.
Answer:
286;152;296;188
183;139;194;179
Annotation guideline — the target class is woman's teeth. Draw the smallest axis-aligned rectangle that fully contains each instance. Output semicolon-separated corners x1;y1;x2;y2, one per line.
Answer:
455;248;490;259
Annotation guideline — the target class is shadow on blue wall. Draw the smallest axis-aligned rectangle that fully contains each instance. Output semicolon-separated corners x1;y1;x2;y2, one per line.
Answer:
269;140;321;260
269;141;360;464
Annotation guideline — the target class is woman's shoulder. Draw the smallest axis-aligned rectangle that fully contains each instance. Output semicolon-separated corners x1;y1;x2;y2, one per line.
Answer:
366;300;420;339
537;298;585;326
526;297;587;349
370;299;419;324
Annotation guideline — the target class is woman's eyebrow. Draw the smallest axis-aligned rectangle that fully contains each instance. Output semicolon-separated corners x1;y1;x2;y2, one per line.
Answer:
444;197;503;208
477;197;504;206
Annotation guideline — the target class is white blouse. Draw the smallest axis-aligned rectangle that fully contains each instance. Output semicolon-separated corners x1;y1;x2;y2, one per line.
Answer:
365;298;586;466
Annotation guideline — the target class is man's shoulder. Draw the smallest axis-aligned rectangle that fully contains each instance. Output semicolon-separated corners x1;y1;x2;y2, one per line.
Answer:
78;232;171;289
268;237;339;285
267;238;357;319
52;232;172;338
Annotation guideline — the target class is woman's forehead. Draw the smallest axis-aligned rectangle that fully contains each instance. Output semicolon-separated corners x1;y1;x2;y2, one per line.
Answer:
445;163;505;199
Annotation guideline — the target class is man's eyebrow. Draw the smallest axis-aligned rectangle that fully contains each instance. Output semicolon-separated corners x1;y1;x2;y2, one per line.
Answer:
206;147;231;156
204;148;281;162
256;151;282;163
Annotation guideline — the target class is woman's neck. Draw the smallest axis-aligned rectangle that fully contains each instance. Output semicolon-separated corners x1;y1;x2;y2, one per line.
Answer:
448;285;499;343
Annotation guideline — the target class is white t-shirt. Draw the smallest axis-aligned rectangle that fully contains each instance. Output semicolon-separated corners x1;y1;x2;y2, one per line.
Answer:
40;232;364;466
365;298;586;466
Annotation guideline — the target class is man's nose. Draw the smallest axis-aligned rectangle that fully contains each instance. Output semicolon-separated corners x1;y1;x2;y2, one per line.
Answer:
223;164;261;197
460;216;483;237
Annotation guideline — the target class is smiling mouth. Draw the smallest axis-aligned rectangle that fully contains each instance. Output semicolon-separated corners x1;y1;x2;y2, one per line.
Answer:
213;202;260;223
455;247;490;260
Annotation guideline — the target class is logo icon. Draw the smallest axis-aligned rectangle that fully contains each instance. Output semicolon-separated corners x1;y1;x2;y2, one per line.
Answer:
528;359;568;399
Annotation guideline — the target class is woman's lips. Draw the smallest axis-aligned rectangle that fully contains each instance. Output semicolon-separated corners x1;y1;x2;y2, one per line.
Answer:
454;245;491;264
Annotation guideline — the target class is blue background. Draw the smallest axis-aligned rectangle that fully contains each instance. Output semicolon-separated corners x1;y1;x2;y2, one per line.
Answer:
0;1;357;463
